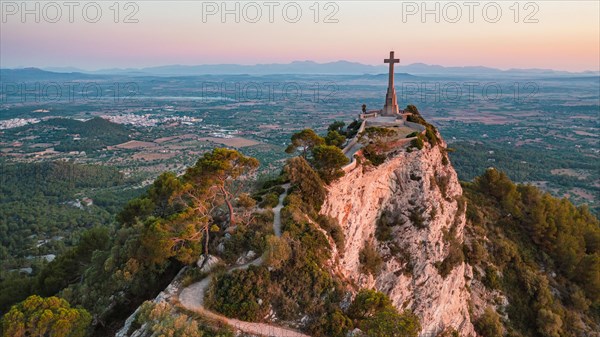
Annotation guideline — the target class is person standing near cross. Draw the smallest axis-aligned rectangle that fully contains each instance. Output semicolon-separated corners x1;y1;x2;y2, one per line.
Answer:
382;51;400;116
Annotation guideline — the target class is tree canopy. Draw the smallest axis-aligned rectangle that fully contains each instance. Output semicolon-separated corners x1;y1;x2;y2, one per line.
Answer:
311;145;349;184
347;289;420;337
144;148;260;263
285;129;325;158
464;168;600;336
284;157;326;213
1;295;91;337
324;130;346;148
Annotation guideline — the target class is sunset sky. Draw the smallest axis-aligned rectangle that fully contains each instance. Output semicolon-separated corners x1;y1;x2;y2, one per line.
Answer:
1;1;599;71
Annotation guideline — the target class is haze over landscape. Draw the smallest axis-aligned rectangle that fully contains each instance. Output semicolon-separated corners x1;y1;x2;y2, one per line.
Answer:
2;1;599;71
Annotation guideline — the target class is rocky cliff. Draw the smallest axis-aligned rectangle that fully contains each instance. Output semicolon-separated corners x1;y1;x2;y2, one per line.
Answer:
322;136;476;336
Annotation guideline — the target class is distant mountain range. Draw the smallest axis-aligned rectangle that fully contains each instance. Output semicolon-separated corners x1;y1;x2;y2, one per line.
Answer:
2;61;598;78
0;67;98;81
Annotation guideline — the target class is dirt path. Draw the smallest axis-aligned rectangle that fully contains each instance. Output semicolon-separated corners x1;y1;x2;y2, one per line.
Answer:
178;184;310;337
272;183;290;237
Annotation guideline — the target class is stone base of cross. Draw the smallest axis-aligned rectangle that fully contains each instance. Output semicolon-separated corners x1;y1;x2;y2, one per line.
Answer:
382;88;399;116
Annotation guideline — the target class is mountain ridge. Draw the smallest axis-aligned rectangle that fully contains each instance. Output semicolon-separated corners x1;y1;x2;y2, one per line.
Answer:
3;61;597;77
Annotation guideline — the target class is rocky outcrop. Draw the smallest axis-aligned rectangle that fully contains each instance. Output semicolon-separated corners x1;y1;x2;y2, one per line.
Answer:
115;268;187;337
322;138;476;336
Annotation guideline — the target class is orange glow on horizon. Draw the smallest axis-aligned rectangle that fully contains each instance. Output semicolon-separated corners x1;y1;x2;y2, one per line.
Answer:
1;1;598;71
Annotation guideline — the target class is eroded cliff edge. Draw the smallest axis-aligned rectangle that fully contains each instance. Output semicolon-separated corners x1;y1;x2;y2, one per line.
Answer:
322;135;476;336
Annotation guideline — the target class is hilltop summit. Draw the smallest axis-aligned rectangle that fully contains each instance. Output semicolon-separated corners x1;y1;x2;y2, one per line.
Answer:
323;120;475;335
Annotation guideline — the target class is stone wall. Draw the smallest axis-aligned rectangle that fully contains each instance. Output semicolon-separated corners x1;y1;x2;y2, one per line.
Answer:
341;120;366;154
404;120;426;132
341;120;367;172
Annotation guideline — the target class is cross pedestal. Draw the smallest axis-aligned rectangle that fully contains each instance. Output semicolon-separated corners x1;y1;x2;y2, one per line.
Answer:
382;51;400;116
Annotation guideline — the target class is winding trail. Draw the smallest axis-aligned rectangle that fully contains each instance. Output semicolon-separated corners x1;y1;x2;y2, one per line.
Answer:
272;183;290;237
179;183;309;337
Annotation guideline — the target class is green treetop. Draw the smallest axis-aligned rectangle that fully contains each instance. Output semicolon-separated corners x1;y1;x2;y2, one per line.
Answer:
1;295;91;337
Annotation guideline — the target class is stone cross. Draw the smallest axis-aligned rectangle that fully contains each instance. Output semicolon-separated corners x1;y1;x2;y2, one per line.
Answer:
384;51;400;90
382;51;400;116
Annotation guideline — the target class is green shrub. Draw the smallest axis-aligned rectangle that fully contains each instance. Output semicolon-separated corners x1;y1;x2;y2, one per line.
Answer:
435;174;451;199
308;308;354;337
411;136;424;150
281;217;331;265
136;301;207;337
483;265;501;290
1;295;92;337
264;235;291;270
220;211;272;264
317;215;345;251
359;242;383;276
325;130;346;148
474;307;504;337
180;267;211;288
311;145;349;184
376;211;401;242
425;127;438;145
364;309;421;337
271;248;340;320
346;120;362;139
536;308;563;337
205;265;273;321
349;289;421;337
464;239;486;265
328;121;346;133
409;207;426;229
259;192;280;208
284;157;326;212
259;175;287;190
462;171;600;337
363;144;387;166
405;105;420;115
362;127;397;139
436;239;464;278
348;289;393;320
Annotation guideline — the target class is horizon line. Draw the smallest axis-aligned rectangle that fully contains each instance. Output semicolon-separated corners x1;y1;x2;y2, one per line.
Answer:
3;60;599;74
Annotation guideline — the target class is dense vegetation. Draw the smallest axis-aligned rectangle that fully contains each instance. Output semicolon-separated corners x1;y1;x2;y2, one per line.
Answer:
206;152;420;337
0;135;402;336
2;72;596;215
285;126;349;183
205;154;341;333
463;169;600;337
0;160;138;266
1;114;598;337
46;117;130;152
0;148;262;335
405;105;439;146
449;141;600;215
1;117;132;154
1;295;91;337
359;126;398;166
348;289;421;337
202;128;419;335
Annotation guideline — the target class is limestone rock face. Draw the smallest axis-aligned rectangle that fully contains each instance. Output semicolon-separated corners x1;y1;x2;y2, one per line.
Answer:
197;255;222;273
322;140;476;336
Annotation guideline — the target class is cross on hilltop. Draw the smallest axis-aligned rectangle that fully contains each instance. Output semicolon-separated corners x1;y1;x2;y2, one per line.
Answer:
357;51;421;125
382;51;400;116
